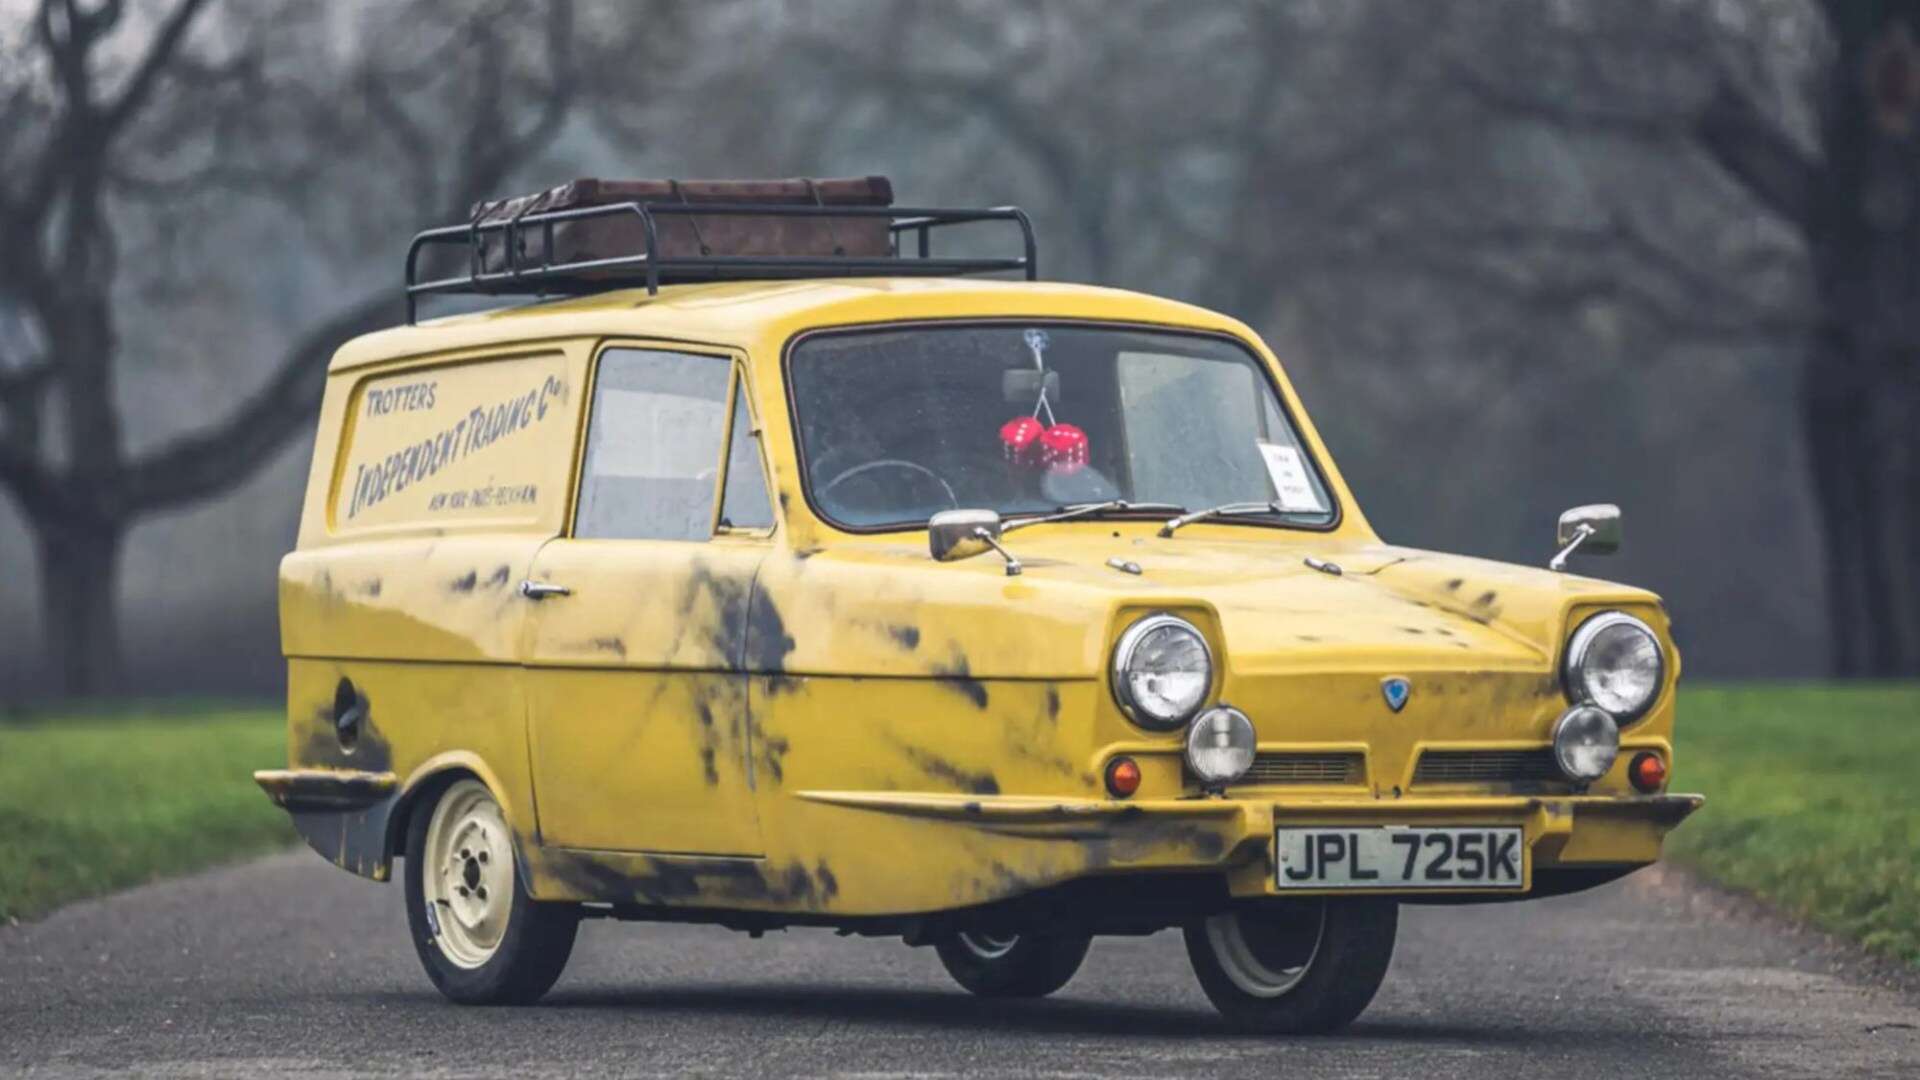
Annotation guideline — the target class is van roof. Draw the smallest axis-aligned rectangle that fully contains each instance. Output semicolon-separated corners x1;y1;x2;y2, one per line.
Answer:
329;277;1253;373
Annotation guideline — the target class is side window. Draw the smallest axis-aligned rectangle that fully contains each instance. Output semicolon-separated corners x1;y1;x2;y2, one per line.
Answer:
575;349;730;540
719;382;774;531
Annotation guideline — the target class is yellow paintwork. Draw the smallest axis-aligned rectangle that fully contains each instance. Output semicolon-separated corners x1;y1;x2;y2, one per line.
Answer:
263;277;1697;915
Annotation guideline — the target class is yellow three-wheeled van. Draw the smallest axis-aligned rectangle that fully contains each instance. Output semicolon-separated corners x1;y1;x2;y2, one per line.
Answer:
257;177;1698;1032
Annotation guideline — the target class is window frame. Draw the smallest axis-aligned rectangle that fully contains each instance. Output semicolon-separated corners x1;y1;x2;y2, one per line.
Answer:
780;318;1344;537
568;340;777;543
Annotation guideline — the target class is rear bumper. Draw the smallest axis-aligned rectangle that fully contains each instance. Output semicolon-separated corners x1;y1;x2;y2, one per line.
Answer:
255;769;400;881
797;789;1703;900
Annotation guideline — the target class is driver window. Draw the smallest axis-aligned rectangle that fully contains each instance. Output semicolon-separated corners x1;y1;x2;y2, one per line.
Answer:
575;349;731;541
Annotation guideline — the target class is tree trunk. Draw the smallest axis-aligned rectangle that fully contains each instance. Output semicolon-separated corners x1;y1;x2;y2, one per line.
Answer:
1804;3;1920;676
31;514;126;698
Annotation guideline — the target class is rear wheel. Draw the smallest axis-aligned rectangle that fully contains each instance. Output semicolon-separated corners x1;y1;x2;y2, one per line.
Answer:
404;778;579;1005
1183;898;1396;1034
934;930;1093;998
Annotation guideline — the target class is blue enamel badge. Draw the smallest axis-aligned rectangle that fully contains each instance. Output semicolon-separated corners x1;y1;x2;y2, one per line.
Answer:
1381;676;1411;713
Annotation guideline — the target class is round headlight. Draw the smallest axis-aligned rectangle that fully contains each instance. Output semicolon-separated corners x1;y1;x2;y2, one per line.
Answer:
1563;611;1664;721
1551;704;1620;783
1111;613;1212;728
1185;705;1256;788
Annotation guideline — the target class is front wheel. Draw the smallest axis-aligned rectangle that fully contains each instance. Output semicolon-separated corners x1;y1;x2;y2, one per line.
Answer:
404;777;580;1005
934;930;1093;998
1183;898;1397;1034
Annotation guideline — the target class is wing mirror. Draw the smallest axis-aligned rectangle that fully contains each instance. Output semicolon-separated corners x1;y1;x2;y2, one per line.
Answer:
1550;503;1621;571
928;509;1022;575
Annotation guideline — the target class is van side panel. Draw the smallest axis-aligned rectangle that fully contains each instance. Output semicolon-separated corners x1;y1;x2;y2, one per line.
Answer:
275;343;592;880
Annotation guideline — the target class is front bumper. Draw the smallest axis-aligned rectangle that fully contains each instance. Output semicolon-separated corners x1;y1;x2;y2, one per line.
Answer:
798;789;1703;900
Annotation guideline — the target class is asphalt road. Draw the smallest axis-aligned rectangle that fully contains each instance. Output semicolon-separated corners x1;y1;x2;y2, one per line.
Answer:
3;853;1917;1079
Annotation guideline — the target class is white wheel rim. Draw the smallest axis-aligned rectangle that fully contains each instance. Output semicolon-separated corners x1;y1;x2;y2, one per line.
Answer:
421;780;514;970
1204;903;1326;998
958;931;1020;960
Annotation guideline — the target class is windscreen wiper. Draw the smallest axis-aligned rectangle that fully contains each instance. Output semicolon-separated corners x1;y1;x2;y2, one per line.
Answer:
1004;499;1188;534
1158;501;1281;537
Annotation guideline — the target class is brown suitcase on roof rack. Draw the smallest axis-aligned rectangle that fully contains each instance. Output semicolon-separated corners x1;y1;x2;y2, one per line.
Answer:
469;176;895;276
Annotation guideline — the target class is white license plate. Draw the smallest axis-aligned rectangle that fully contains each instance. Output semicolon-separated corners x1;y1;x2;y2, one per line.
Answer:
1274;827;1526;890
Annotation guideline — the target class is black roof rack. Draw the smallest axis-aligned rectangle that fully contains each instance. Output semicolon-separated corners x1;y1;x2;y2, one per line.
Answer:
402;202;1037;323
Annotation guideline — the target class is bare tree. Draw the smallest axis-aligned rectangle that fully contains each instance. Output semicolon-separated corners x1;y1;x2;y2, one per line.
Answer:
0;0;583;695
1442;0;1919;674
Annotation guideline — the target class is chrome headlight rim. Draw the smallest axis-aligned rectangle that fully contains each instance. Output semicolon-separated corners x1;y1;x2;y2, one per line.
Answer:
1562;610;1665;724
1185;704;1256;788
1111;612;1214;730
1550;703;1621;783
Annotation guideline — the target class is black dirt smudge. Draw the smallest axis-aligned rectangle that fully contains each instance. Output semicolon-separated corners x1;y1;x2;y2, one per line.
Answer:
757;733;791;782
588;636;627;659
929;650;989;709
887;624;922;651
1444;578;1464;591
449;569;479;593
902;747;1000;795
547;851;839;909
694;699;720;785
486;564;512;589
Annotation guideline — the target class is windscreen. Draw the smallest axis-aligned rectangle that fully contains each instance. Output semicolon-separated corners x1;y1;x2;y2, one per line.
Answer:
788;324;1336;530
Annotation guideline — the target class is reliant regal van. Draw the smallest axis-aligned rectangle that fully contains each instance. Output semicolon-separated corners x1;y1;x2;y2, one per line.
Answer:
256;177;1698;1033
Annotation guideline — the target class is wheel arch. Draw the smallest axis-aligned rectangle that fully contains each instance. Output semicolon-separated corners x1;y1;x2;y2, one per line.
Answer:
388;752;524;866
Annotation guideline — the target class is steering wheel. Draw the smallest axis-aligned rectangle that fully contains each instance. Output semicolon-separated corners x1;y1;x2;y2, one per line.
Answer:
819;459;960;510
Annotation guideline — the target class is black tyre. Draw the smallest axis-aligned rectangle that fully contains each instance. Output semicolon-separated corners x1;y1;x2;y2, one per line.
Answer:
1183;898;1397;1034
934;930;1093;998
403;777;580;1005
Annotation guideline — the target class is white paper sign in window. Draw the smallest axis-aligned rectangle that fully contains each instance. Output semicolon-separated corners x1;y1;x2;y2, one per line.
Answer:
1259;442;1326;513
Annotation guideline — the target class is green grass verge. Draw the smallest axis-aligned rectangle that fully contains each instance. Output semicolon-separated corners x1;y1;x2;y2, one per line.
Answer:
0;705;293;923
1668;683;1920;966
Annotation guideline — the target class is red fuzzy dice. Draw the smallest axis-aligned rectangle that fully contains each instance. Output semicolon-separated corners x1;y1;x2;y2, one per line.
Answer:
1000;416;1046;465
1040;423;1088;472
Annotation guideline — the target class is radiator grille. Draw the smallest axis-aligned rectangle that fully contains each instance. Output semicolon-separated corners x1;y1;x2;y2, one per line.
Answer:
1413;748;1561;785
1244;752;1366;785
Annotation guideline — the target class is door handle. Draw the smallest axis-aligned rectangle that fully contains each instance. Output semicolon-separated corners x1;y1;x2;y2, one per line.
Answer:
520;580;573;600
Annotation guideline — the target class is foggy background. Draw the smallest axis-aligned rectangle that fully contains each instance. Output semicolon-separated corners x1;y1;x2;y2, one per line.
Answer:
3;0;1903;703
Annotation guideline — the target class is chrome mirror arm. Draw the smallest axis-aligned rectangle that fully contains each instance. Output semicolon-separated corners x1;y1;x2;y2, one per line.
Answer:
975;528;1023;576
1548;523;1595;572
